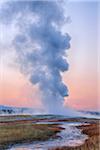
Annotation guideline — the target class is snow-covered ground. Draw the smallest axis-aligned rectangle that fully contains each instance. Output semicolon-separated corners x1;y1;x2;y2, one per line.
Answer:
0;105;100;119
0;105;44;115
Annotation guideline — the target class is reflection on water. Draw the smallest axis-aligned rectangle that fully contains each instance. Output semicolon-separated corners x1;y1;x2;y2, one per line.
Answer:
9;122;88;150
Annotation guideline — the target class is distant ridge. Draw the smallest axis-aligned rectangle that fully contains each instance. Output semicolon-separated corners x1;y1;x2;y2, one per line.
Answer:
80;110;100;116
0;105;100;118
0;105;44;114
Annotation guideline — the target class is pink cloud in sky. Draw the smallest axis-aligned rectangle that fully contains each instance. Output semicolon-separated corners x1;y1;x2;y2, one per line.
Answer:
0;65;98;111
0;67;42;108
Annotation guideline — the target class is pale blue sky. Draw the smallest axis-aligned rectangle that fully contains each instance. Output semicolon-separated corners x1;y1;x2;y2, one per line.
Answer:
63;1;99;110
0;0;99;110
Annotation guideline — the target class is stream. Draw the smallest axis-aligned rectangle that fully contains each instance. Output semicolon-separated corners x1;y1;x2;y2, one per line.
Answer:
8;122;88;150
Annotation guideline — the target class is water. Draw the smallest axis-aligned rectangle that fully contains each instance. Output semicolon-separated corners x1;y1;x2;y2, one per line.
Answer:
8;122;88;150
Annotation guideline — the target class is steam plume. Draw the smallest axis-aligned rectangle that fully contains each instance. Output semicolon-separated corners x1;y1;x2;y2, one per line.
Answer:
0;1;72;114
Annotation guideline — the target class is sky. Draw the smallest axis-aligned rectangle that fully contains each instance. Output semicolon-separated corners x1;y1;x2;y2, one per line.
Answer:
64;1;98;110
0;0;99;111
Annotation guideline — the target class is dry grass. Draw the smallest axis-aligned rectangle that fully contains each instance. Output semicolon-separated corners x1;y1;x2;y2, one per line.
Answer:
0;115;99;150
50;122;100;150
0;121;61;149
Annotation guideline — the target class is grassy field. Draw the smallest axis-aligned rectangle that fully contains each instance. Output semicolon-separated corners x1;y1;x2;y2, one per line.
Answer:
0;115;99;150
0;120;61;149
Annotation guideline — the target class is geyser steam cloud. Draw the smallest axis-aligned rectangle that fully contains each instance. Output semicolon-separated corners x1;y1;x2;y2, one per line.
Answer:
0;1;71;114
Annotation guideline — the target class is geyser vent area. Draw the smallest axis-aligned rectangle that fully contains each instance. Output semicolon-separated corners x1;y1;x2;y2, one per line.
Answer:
0;1;79;116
